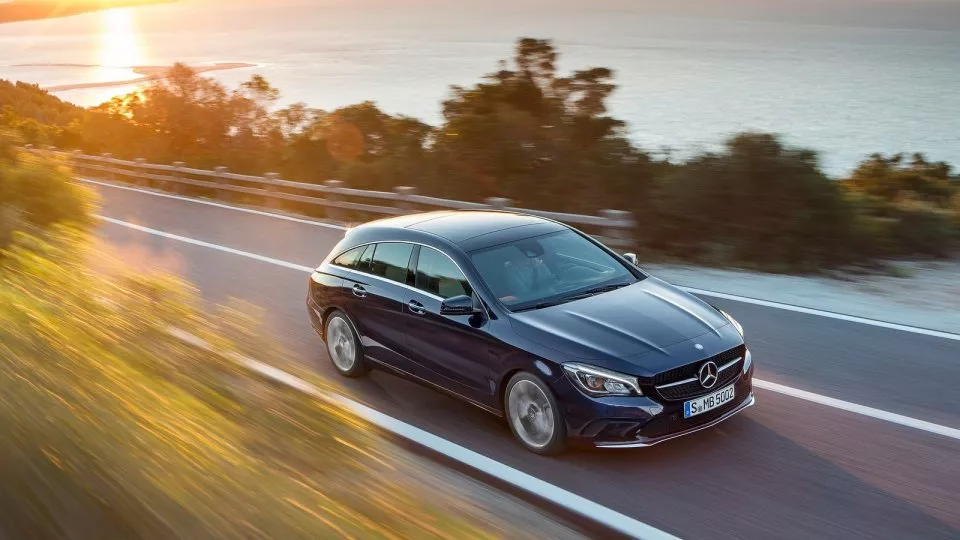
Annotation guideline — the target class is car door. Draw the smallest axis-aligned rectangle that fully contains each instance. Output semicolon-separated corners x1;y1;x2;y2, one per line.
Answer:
402;246;495;402
337;242;415;371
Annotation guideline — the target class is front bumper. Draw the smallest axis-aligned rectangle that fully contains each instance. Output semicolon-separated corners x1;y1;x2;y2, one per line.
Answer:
555;360;755;448
594;392;754;448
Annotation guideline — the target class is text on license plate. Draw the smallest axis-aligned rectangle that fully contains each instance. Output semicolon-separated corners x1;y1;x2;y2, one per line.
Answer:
684;384;735;418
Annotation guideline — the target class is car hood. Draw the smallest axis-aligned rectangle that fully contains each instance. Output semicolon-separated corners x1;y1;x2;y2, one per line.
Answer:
508;277;739;376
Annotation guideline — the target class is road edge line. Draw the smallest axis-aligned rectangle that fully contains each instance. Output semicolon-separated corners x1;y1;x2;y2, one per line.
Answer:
754;380;960;441
681;286;960;342
81;177;349;231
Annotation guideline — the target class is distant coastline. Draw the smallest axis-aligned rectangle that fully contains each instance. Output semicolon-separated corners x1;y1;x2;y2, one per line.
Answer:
20;63;258;92
0;0;174;24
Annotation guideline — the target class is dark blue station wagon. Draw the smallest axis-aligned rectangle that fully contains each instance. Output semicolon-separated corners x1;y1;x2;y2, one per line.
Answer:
307;211;754;454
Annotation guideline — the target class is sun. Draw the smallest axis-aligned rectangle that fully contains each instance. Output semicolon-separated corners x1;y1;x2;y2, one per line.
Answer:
98;8;144;69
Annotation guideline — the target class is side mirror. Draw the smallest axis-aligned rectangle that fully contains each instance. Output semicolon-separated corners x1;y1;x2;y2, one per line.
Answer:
440;295;478;316
622;252;639;266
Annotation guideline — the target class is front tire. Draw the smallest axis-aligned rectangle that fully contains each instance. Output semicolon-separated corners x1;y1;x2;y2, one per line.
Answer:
504;372;567;455
324;310;369;377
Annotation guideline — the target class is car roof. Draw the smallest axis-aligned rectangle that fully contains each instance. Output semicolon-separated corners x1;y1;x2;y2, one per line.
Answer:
354;210;568;249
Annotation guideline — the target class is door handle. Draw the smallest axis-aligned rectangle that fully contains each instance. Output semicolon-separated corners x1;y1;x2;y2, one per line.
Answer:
352;284;367;298
407;299;426;315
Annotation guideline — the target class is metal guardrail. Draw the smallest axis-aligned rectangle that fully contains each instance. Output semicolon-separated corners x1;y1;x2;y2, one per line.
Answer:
25;145;636;248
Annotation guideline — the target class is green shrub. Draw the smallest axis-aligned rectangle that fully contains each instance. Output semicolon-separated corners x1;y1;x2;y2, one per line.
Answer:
0;132;96;248
844;153;954;208
886;201;955;257
650;133;859;271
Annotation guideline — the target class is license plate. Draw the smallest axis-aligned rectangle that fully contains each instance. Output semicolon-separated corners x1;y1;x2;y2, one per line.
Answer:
684;384;735;418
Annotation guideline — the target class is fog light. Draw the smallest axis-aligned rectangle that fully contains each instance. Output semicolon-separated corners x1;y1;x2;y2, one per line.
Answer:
743;349;753;374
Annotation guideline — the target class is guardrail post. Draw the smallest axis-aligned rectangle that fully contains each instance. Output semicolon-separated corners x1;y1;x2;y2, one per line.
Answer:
71;150;83;176
214;166;230;201
263;173;281;209
171;161;184;193
485;197;512;210
324;179;344;222
393;186;416;214
598;209;635;250
100;153;114;181
134;158;147;187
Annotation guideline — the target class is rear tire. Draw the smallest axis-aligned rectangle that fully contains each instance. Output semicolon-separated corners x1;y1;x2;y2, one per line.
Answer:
504;372;567;455
324;310;369;377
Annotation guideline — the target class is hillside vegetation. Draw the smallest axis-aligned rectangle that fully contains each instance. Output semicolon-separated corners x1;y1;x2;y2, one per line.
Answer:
3;39;957;271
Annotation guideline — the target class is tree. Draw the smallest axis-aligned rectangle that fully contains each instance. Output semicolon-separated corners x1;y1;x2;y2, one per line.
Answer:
431;38;654;212
282;102;433;190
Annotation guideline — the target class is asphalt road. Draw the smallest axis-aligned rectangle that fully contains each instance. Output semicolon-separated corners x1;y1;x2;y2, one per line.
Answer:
91;181;960;540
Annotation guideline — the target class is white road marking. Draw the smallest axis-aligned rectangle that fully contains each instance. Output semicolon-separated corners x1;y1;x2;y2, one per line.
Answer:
754;380;960;441
96;215;315;273
97;214;960;442
82;177;349;230
683;286;960;342
168;327;679;540
85;177;960;341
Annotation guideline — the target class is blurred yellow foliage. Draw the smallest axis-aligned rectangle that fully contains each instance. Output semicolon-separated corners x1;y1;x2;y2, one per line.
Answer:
0;150;570;539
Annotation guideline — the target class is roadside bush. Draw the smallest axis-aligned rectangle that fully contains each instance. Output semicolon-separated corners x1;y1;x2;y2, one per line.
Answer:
888;203;955;256
650;133;859;271
842;154;958;257
0;130;95;248
844;153;954;207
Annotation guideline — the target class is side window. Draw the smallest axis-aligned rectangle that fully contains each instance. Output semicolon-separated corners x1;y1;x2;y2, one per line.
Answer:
332;245;367;270
356;244;374;272
370;243;414;284
416;247;473;299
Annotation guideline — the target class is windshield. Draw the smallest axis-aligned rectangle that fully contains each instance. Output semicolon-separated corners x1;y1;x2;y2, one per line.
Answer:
469;230;640;311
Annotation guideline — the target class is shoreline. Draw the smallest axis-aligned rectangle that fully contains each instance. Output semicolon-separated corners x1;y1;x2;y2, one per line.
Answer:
30;63;257;92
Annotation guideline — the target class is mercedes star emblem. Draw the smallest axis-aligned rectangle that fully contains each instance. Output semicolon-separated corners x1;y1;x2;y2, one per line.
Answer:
698;361;719;389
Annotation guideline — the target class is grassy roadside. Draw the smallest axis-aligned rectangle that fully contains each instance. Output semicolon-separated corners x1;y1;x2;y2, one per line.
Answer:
0;146;582;539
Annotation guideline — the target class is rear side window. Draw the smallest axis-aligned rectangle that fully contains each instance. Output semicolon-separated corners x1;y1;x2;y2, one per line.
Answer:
370;243;414;284
332;245;367;270
416;247;473;299
356;244;374;272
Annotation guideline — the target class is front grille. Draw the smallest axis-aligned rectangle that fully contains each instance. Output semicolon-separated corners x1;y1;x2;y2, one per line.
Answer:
657;365;742;401
651;344;745;385
652;345;745;401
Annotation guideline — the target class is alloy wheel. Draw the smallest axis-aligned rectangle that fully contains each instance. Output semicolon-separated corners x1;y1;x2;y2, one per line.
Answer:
508;379;556;449
326;316;356;371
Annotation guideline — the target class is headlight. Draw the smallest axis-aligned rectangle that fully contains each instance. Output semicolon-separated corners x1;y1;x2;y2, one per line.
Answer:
720;309;744;337
562;363;642;396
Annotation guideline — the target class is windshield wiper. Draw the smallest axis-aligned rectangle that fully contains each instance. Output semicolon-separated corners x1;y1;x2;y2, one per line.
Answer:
560;281;633;302
514;282;633;312
515;299;569;312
